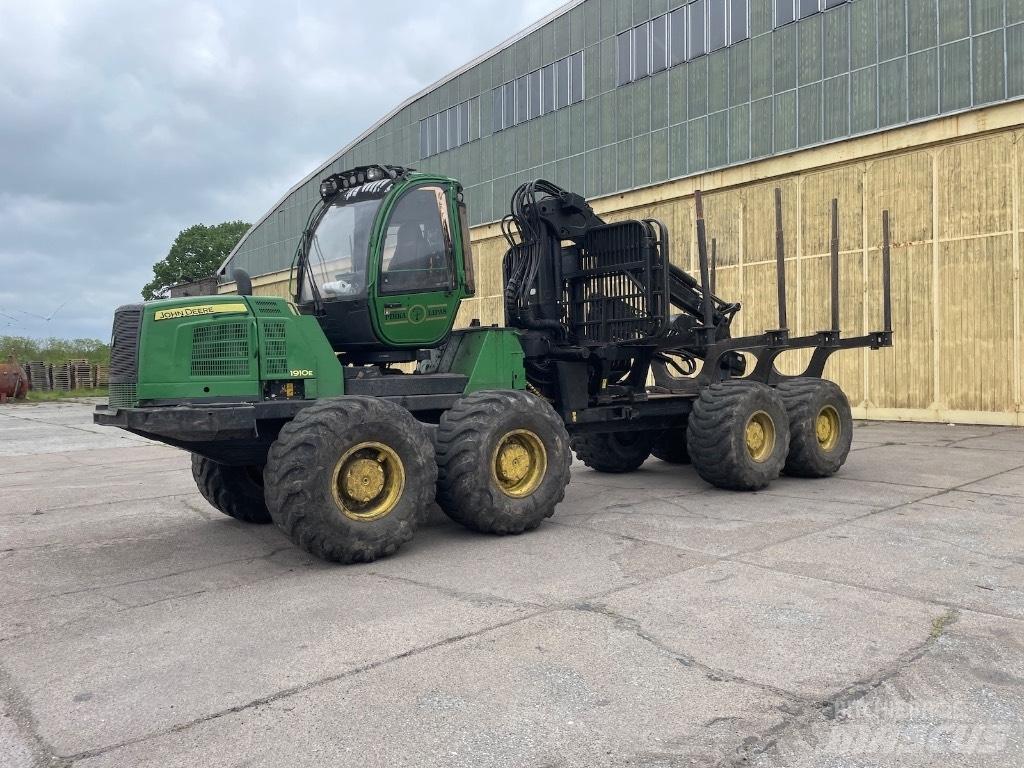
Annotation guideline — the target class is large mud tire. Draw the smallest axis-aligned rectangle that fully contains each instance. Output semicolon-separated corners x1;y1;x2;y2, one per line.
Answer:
687;380;790;491
436;390;571;534
777;378;853;478
650;428;691;464
191;455;271;524
263;397;435;564
571;431;654;473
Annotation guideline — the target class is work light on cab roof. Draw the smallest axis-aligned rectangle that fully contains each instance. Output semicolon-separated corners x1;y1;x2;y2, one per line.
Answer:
319;165;404;200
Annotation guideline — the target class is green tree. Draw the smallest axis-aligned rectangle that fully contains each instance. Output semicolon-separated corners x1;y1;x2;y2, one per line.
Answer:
0;336;110;365
142;221;251;300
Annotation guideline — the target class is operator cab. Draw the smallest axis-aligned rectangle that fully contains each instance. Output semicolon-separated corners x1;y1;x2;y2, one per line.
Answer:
295;165;475;364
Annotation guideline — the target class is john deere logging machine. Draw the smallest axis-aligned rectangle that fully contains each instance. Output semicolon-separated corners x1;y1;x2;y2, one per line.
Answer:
96;164;893;563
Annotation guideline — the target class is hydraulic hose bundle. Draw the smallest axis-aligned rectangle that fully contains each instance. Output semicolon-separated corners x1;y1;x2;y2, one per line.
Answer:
500;180;573;340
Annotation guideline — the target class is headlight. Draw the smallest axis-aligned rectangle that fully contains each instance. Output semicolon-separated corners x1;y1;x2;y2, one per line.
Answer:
319;177;339;198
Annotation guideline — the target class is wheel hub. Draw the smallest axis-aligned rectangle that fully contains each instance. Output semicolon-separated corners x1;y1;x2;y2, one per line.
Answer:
331;442;405;521
815;405;841;451
497;443;531;485
492;429;547;498
342;458;386;503
744;411;776;463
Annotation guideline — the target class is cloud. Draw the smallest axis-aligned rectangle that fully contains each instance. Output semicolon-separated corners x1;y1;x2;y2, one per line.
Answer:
0;0;567;339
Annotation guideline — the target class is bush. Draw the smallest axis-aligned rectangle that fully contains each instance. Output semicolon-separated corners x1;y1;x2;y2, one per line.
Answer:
0;336;110;365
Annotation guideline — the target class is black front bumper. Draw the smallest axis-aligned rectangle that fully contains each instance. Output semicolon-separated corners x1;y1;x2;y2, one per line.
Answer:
93;390;462;465
93;401;307;442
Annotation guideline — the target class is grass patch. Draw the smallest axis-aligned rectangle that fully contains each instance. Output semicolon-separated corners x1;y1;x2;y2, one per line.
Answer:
25;388;108;402
930;611;956;640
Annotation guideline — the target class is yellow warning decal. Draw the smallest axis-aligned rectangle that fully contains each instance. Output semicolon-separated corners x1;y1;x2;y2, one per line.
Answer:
153;303;249;321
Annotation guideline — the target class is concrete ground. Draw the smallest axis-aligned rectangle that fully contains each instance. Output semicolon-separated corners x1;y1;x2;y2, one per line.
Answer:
0;401;1022;768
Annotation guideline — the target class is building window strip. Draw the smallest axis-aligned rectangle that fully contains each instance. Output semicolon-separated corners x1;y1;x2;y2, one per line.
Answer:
774;0;849;28
424;0;844;158
418;96;481;160
708;0;727;52
488;51;583;136
652;14;668;73
617;1;751;88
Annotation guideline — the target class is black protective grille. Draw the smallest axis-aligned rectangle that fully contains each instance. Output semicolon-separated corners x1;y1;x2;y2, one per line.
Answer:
109;304;143;383
251;298;283;315
564;220;669;344
262;321;288;376
108;383;137;409
191;322;250;377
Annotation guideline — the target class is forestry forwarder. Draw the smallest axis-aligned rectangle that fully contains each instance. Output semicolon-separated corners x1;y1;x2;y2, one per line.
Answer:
95;164;893;563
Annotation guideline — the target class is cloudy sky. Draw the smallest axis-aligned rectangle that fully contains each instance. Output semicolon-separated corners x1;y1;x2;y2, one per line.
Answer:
0;0;565;340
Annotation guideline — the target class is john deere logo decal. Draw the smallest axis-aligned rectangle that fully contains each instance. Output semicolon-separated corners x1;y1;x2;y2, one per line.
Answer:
154;303;248;321
408;305;426;324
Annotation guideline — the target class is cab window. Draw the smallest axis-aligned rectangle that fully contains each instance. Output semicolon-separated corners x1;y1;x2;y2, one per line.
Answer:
380;186;454;295
302;196;382;300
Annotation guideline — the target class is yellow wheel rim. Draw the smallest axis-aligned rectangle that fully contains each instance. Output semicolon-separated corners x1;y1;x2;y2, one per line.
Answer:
491;429;547;498
330;441;405;521
744;411;776;463
815;405;841;452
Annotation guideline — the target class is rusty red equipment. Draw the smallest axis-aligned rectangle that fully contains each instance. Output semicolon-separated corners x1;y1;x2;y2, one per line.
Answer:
0;355;30;402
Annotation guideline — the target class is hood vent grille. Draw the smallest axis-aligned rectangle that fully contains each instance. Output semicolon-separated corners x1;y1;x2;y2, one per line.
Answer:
191;322;250;377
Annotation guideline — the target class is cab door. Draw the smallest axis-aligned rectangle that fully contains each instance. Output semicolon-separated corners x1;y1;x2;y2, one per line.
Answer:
370;183;463;347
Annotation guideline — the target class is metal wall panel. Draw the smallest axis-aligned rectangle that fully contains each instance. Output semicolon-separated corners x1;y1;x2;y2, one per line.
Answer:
1011;0;1024;24
1007;23;1024;96
908;49;940;120
973;30;1006;105
879;58;909;128
849;67;877;134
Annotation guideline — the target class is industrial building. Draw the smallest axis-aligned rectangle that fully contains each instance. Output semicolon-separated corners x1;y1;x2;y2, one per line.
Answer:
221;0;1024;425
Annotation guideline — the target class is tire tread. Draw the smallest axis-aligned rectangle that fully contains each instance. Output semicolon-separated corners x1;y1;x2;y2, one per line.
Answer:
191;456;271;524
263;397;435;563
686;380;789;491
777;378;853;478
436;390;571;534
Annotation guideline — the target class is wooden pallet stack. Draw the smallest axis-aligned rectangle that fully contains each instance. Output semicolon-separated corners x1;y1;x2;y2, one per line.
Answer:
26;361;50;391
52;362;73;392
70;359;93;389
14;360;110;393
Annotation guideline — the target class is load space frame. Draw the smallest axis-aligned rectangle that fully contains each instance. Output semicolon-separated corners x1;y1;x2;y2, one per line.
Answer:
500;182;892;431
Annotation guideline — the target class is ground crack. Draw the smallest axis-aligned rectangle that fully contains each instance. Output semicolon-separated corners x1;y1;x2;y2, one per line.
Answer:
717;607;961;767
0;661;70;768
366;571;544;611
569;601;810;709
56;608;553;763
